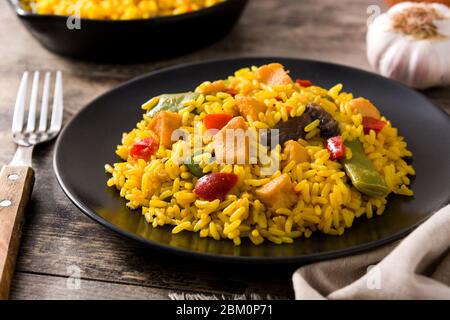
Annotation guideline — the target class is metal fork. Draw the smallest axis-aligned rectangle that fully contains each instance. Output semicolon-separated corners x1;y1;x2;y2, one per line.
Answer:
0;71;63;300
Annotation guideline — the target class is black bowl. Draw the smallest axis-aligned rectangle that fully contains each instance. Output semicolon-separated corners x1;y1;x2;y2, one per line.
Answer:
8;0;248;63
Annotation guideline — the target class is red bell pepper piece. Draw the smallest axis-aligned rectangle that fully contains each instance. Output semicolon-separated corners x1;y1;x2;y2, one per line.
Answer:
296;79;313;87
204;113;233;130
362;117;386;135
325;136;346;161
226;88;238;96
194;172;238;201
285;106;293;114
130;137;158;161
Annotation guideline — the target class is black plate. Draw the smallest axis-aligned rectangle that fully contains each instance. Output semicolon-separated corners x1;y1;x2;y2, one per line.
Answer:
54;57;450;263
8;0;248;62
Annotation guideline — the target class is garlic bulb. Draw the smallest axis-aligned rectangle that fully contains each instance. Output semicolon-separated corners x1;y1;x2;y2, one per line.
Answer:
367;2;450;89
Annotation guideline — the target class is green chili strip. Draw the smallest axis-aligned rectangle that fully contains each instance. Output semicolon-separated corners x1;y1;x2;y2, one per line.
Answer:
185;151;205;178
146;92;200;117
343;140;388;197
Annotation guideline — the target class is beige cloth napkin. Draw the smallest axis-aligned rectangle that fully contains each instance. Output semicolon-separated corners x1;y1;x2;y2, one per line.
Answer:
293;204;450;299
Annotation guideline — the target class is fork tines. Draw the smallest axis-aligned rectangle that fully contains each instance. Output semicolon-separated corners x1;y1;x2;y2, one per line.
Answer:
12;71;63;144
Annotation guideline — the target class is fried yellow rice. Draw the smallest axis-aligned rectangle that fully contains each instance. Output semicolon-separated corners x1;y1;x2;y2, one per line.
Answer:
21;0;224;20
105;64;415;246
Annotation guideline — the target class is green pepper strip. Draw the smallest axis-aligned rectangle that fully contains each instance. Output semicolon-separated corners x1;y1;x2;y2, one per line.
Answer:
146;92;200;117
185;151;205;178
343;140;388;197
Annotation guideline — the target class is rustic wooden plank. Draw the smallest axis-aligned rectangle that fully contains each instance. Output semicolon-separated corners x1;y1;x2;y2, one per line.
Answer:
0;0;449;300
10;272;171;300
423;87;450;113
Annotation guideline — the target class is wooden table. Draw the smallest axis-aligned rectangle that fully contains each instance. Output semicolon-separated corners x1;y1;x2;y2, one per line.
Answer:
1;0;449;300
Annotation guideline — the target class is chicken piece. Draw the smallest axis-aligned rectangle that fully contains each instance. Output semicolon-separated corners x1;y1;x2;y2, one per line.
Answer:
235;95;267;120
148;111;182;148
282;140;310;167
256;63;293;86
197;80;226;95
213;116;250;164
349;97;381;119
255;174;298;209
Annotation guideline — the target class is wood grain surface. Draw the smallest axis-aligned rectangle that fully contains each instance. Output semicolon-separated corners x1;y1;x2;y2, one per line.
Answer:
0;0;449;300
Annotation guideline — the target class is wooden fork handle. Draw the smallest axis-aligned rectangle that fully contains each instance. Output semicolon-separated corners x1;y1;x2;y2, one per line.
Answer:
0;165;34;300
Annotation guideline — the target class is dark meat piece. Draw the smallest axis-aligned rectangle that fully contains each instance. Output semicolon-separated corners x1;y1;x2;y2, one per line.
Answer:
260;103;340;148
260;113;310;148
306;103;340;138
